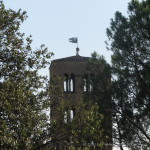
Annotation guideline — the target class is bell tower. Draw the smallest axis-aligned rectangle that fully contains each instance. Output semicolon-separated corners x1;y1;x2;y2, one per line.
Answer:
49;48;112;150
50;48;91;121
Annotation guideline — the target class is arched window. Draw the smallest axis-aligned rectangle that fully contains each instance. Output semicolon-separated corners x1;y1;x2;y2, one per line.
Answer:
64;111;67;123
84;78;87;92
70;108;75;122
64;80;67;92
89;74;94;91
70;79;73;91
84;74;89;92
64;73;69;92
89;81;92;91
70;110;74;121
70;73;75;92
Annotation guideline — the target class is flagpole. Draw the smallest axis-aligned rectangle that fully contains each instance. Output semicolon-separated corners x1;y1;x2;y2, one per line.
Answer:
77;37;78;48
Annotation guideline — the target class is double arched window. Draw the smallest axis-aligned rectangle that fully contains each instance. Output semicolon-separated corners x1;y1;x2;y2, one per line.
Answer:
64;108;76;123
64;73;75;92
83;73;94;92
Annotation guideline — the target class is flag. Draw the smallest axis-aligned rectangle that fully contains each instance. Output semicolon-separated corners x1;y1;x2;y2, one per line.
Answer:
69;37;78;43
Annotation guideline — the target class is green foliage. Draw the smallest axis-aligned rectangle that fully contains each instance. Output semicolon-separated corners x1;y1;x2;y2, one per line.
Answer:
106;0;150;148
86;52;111;107
0;1;53;149
29;70;106;149
85;52;112;144
49;101;105;150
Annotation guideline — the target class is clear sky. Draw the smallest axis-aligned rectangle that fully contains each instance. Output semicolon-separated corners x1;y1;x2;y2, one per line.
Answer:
4;0;131;76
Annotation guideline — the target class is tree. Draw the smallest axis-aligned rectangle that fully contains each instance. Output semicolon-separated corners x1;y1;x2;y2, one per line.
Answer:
106;0;150;148
85;52;112;145
0;1;53;149
39;100;105;150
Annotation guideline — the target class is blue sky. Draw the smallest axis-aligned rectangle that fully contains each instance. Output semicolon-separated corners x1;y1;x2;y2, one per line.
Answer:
4;0;131;75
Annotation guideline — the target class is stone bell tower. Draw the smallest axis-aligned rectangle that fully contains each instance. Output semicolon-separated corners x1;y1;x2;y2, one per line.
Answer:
50;48;91;121
49;47;112;149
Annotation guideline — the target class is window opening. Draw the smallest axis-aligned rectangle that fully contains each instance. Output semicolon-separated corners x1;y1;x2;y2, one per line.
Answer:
84;78;87;92
70;79;73;92
89;74;94;92
70;74;75;92
64;111;67;123
84;74;88;92
89;80;93;91
64;81;67;92
64;74;69;92
70;110;74;121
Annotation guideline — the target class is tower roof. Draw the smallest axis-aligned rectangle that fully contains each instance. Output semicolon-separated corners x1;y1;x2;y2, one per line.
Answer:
52;55;90;62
